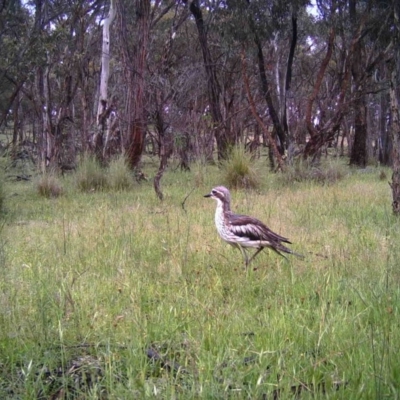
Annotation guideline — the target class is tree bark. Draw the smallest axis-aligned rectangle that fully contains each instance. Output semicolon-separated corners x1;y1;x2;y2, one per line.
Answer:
304;26;335;155
378;91;391;165
241;50;285;171
125;0;150;169
186;0;233;160
282;13;298;152
95;0;116;162
389;0;400;214
349;0;367;167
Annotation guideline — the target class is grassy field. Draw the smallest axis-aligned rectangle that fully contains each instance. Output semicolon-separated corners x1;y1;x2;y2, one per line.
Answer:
1;158;400;399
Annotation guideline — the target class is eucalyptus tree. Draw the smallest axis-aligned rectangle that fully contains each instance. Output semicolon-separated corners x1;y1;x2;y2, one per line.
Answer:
16;0;106;170
303;0;392;163
0;0;32;150
94;0;116;162
389;0;400;214
348;0;393;167
182;0;237;161
215;0;311;168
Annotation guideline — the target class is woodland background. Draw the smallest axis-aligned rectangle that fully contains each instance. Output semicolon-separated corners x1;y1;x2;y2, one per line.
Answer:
1;0;400;203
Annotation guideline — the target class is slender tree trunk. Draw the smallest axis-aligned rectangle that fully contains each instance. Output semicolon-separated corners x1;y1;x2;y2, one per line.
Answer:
153;111;173;200
81;78;90;153
282;13;298;153
304;26;335;155
95;0;116;162
241;51;285;171
379;91;391;165
349;0;367;167
186;0;233;160
253;34;285;155
350;95;367;167
126;0;150;169
12;90;20;152
0;78;25;131
389;0;400;214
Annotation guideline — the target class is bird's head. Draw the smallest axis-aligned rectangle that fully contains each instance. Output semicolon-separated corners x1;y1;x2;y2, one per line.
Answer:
204;186;231;207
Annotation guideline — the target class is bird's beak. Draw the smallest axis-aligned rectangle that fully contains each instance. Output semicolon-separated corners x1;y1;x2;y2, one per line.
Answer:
204;193;212;198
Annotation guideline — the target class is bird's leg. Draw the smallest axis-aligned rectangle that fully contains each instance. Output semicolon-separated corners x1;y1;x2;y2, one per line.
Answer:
247;247;264;266
237;245;249;268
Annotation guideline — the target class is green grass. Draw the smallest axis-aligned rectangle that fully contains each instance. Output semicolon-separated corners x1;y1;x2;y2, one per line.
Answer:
1;160;399;399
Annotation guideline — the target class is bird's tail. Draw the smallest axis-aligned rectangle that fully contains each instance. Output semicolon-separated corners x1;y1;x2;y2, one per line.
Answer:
275;244;305;260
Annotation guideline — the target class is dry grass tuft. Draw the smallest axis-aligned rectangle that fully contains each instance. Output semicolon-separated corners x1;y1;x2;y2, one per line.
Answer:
221;145;260;189
76;156;108;192
36;173;63;198
107;155;134;191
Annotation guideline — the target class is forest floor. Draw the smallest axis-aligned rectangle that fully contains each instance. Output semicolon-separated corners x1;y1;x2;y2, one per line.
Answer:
1;156;400;399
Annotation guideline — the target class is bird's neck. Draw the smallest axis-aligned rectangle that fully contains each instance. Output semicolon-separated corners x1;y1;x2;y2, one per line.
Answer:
215;200;230;223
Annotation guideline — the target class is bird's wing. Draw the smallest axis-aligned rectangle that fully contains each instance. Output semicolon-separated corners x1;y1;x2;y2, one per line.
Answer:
228;213;291;244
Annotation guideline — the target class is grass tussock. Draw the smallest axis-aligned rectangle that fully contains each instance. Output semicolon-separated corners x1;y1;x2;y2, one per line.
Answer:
221;145;260;189
75;156;108;192
107;155;133;191
36;173;63;198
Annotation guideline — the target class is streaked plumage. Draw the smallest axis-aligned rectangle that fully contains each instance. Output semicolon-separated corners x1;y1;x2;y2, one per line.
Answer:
204;186;303;267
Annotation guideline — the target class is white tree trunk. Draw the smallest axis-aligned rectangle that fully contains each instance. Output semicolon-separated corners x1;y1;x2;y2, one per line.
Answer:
95;0;116;157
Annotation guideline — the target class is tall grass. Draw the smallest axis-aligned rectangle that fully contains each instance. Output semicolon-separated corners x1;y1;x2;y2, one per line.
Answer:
35;172;64;198
107;155;134;191
1;162;399;398
221;145;260;189
76;155;108;192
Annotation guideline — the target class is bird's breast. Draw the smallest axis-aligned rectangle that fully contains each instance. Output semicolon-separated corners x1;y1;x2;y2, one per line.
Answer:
214;204;227;236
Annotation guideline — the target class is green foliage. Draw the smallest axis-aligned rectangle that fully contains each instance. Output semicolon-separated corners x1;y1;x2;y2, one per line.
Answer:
107;155;134;191
75;156;108;192
36;173;63;198
221;144;260;189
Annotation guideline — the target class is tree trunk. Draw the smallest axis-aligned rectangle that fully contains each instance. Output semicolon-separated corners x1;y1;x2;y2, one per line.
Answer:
253;36;285;155
389;0;400;214
153;111;173;200
241;51;285;171
350;96;367;167
282;13;298;154
126;0;150;169
349;0;367;167
378;91;391;165
12;89;20;153
186;0;233;160
304;26;335;158
95;0;116;162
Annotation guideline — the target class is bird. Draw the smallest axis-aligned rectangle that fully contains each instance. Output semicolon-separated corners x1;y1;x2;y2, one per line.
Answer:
204;186;304;268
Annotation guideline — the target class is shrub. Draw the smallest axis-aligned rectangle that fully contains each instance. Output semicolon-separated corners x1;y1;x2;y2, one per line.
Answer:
76;156;108;192
36;173;63;198
107;155;133;191
221;145;260;189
